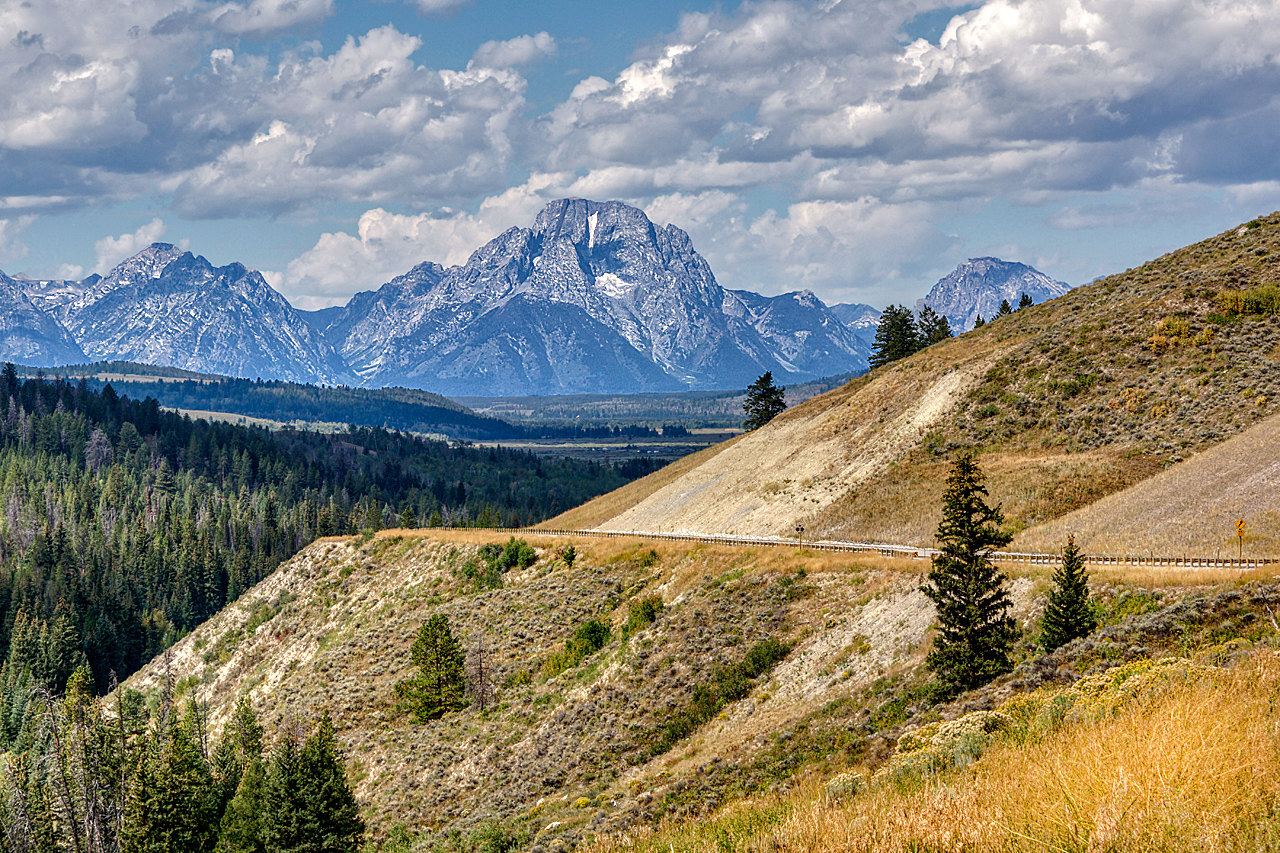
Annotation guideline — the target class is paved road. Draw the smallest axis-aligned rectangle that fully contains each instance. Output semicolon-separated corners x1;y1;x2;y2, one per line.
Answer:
518;527;1272;570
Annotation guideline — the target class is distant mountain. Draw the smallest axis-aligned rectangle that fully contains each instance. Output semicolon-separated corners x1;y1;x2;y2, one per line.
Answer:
0;201;870;393
324;199;868;395
828;302;883;347
919;258;1072;332
0;273;86;366
44;245;351;384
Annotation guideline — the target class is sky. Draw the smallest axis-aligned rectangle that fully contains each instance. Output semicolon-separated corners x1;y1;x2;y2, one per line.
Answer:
3;0;1280;311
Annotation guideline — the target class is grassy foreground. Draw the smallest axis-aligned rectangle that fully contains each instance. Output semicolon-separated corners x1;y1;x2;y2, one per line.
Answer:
593;648;1280;853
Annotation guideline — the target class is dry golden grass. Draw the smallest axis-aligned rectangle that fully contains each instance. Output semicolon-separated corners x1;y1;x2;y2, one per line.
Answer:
1016;410;1280;557
594;650;1280;853
538;435;744;530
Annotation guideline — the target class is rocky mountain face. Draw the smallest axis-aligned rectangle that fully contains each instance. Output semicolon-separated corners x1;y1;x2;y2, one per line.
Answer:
0;200;871;392
919;257;1072;332
7;245;351;384
0;273;87;366
321;199;868;395
827;302;883;348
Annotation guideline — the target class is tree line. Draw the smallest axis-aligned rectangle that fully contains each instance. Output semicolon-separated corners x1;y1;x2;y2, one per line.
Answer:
0;365;657;697
62;371;685;442
0;667;362;853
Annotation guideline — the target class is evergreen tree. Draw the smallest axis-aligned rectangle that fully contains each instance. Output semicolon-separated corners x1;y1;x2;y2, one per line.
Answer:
218;757;267;853
1040;536;1097;651
261;735;305;853
396;615;467;721
742;372;786;431
121;714;218;853
868;305;920;368
260;715;362;853
921;455;1017;695
973;314;986;328
917;306;954;347
996;299;1013;317
1018;292;1033;309
296;714;364;853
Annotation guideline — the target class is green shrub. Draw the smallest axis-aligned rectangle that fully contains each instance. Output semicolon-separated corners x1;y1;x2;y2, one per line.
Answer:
648;637;792;756
543;618;613;677
621;596;664;639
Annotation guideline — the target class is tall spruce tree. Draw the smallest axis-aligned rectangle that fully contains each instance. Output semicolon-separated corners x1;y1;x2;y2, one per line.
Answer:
120;713;219;853
1040;536;1097;651
296;714;364;853
1018;292;1033;309
869;304;920;367
396;615;467;721
259;715;363;853
996;298;1013;317
921;455;1018;695
742;372;786;431
917;306;954;347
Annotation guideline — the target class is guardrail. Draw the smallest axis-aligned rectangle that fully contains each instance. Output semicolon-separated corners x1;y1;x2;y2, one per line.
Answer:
513;528;1274;570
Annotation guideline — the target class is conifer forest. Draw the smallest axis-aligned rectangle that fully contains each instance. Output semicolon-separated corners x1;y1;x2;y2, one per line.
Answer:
0;365;657;700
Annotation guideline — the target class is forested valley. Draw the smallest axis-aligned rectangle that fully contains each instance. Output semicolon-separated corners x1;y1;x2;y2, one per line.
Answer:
0;364;659;703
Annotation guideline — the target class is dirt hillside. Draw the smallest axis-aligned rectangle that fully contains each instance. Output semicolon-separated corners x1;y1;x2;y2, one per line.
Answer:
552;212;1280;555
1015;409;1280;556
120;530;1045;847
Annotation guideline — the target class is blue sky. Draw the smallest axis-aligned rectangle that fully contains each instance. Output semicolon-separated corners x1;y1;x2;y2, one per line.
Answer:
3;0;1280;310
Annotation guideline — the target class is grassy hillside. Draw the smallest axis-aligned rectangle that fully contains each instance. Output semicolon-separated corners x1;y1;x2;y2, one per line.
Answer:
118;528;1277;849
566;212;1280;553
593;645;1280;853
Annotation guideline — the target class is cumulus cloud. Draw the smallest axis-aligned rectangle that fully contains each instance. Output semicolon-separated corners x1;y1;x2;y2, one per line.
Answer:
92;218;170;274
0;5;529;218
645;194;956;305
277;175;564;308
0;216;36;266
470;32;556;68
162;26;531;218
209;0;333;37
412;0;470;13
542;0;1280;198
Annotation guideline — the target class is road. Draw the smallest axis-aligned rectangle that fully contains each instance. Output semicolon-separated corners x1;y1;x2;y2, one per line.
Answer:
517;528;1273;570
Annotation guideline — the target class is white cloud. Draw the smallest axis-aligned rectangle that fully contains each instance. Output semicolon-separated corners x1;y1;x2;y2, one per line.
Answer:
681;198;956;305
277;175;565;308
0;216;36;264
209;0;333;37
470;32;556;69
92;218;169;274
163;25;531;217
412;0;470;12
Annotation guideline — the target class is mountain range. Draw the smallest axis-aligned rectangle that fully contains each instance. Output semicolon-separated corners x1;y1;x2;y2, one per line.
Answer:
0;200;1069;395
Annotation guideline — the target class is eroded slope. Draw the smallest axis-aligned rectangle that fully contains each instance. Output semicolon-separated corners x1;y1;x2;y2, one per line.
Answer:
566;213;1280;553
121;531;1043;847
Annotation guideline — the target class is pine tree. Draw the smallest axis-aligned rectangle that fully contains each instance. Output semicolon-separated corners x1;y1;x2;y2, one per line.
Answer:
742;372;786;431
218;757;267;853
973;314;986;328
1040;536;1097;651
261;735;305;853
1018;292;1033;309
396;615;467;721
259;715;363;853
296;714;363;853
121;715;218;853
921;455;1017;695
996;299;1013;317
868;305;920;368
917;306;953;347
